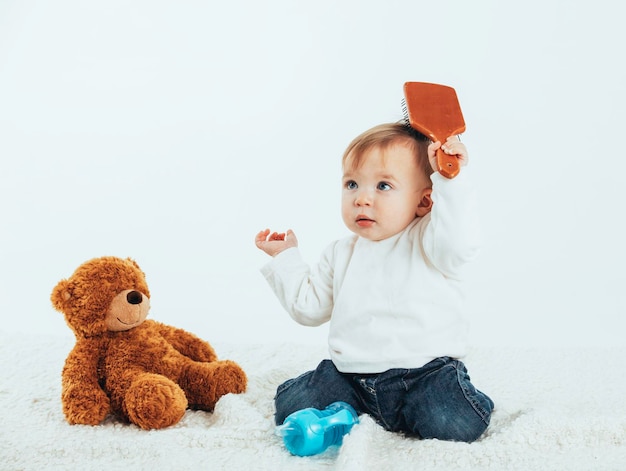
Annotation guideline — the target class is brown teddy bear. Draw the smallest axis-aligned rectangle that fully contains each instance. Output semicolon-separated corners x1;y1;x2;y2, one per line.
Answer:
51;256;247;430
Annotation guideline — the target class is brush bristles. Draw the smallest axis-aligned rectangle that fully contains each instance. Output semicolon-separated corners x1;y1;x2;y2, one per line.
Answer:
400;98;430;142
400;98;410;126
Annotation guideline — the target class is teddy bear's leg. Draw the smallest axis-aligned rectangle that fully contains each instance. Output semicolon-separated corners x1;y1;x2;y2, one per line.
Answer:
62;383;111;426
124;373;188;430
179;360;247;411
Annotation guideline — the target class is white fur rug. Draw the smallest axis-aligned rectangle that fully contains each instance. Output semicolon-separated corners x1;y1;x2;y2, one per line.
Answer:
1;332;625;471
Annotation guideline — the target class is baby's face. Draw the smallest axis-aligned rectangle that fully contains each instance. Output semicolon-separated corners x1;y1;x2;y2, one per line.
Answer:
341;143;430;241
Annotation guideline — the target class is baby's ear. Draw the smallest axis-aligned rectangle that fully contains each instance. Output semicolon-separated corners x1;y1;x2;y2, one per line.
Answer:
416;189;433;217
51;279;72;311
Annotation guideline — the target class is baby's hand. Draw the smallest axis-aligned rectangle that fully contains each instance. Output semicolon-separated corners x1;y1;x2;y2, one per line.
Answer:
255;229;298;257
428;135;469;174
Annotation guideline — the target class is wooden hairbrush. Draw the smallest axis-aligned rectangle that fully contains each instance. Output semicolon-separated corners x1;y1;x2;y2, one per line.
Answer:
402;82;466;179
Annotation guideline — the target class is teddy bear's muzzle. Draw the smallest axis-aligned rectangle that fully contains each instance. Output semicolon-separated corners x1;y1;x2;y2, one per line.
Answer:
104;289;151;332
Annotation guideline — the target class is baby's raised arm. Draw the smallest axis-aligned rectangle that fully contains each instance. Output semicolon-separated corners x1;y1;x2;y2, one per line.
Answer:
255;228;299;257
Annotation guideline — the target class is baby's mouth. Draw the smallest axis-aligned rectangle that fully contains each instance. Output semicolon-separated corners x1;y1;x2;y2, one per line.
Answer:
356;216;375;227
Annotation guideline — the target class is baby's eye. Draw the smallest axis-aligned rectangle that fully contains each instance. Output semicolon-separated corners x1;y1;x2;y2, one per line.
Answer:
377;182;392;191
345;180;358;190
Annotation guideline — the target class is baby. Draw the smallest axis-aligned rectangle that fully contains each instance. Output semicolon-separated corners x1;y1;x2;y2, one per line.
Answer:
255;122;493;442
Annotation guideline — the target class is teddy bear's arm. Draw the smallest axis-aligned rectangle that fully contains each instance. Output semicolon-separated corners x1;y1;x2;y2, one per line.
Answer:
61;340;110;425
153;321;218;362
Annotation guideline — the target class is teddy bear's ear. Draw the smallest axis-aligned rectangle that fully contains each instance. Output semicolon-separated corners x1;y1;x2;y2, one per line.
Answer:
51;279;72;311
126;257;141;270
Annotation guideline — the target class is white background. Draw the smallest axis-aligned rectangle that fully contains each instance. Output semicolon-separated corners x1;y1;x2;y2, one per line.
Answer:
1;0;624;348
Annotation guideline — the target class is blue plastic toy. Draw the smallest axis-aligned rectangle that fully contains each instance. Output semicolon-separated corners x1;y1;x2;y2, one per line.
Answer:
276;401;359;456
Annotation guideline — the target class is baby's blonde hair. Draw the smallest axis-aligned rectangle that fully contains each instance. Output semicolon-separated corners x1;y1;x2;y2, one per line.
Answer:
342;122;433;180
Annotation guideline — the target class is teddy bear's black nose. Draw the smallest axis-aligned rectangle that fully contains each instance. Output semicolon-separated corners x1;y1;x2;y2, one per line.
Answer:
126;291;143;305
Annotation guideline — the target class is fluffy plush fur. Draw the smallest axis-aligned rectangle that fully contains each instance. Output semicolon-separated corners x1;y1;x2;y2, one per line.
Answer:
50;256;247;430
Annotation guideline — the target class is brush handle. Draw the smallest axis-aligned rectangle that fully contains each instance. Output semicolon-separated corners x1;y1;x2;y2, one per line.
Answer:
436;147;460;179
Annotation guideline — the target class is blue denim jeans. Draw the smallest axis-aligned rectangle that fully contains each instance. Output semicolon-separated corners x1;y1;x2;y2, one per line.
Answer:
274;357;494;443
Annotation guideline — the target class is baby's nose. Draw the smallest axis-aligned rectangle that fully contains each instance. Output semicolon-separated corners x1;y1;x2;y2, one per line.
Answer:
355;190;372;206
126;290;143;305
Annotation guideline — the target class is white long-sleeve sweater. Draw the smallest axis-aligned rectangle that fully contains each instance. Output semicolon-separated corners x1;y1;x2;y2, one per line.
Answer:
260;172;481;373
